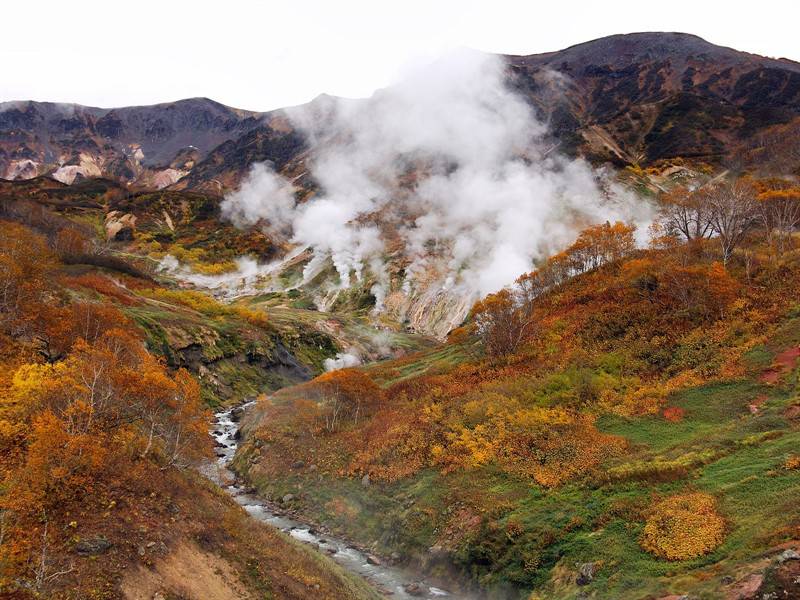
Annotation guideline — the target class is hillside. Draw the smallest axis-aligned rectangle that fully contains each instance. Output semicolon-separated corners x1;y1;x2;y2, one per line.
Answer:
0;190;384;598
233;176;800;599
509;32;800;165
3;30;800;600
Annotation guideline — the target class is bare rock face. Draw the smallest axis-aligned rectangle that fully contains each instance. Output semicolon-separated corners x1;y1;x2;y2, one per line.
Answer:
104;211;137;241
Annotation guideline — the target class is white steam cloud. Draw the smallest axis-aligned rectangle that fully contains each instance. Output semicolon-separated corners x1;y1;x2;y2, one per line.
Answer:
323;350;362;372
221;162;298;237
220;50;652;330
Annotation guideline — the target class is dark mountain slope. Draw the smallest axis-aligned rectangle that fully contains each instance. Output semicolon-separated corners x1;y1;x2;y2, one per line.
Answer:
508;32;800;164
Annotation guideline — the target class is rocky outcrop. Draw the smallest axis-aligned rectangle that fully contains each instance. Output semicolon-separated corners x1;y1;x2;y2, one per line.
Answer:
104;210;137;241
74;536;113;556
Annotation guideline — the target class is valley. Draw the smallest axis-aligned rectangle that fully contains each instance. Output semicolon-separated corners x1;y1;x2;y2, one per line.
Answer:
1;30;799;600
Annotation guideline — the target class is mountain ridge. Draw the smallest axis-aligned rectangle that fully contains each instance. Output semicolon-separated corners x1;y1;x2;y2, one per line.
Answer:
2;32;799;190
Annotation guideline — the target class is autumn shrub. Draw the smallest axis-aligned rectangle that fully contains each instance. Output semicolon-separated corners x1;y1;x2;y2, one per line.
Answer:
431;394;626;487
640;492;725;560
67;273;138;306
232;305;270;327
140;288;268;327
784;454;800;470
192;260;238;275
662;406;685;422
670;330;724;378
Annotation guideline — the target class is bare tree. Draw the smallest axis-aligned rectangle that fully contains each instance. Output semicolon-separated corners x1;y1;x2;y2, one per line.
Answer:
34;521;74;592
705;180;758;266
659;185;714;242
756;185;800;255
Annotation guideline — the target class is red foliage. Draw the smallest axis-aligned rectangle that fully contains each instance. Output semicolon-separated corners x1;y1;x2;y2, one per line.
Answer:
662;406;685;422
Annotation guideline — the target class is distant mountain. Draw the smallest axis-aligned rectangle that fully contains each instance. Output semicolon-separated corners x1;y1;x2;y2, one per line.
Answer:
0;97;264;187
508;32;800;165
2;33;799;191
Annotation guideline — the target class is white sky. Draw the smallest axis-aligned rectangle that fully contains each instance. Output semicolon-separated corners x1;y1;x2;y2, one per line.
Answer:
2;0;798;111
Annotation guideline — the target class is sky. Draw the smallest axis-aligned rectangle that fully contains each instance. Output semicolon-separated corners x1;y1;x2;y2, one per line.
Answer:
3;0;799;111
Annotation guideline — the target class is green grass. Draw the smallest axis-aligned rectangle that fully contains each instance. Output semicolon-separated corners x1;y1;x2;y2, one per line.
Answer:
598;380;763;453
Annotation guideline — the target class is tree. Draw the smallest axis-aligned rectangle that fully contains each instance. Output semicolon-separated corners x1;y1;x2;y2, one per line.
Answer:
473;222;636;357
567;221;637;273
755;181;800;254
158;369;210;467
313;369;382;432
705;180;757;266
0;221;56;335
658;186;714;242
471;288;535;358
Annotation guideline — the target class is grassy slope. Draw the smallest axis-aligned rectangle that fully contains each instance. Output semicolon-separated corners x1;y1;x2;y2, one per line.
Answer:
236;372;799;598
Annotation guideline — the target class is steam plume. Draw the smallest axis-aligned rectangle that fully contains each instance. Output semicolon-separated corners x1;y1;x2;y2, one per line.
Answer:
220;50;652;330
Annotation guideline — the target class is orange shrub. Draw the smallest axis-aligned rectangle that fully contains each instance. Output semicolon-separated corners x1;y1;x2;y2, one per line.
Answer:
67;273;138;306
784;454;800;470
662;406;685;422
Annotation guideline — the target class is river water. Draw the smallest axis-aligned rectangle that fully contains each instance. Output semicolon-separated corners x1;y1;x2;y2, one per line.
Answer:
207;402;460;599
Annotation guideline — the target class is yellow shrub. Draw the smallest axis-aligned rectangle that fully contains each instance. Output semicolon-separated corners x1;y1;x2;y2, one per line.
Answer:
641;492;725;560
192;261;238;275
232;306;269;327
140;289;268;327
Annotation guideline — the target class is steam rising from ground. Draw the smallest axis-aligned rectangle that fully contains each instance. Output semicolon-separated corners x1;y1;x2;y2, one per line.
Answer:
323;350;362;372
221;50;652;320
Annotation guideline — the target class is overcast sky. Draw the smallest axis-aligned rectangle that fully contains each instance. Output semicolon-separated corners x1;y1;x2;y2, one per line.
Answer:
3;0;798;111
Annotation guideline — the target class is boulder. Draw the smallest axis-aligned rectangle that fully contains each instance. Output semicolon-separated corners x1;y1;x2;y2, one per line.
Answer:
366;554;381;566
74;536;112;556
403;582;426;596
576;562;595;586
281;493;295;503
777;549;800;563
104;211;137;241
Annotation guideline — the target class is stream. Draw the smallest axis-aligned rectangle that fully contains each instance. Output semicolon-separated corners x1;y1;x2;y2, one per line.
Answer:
207;402;459;599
